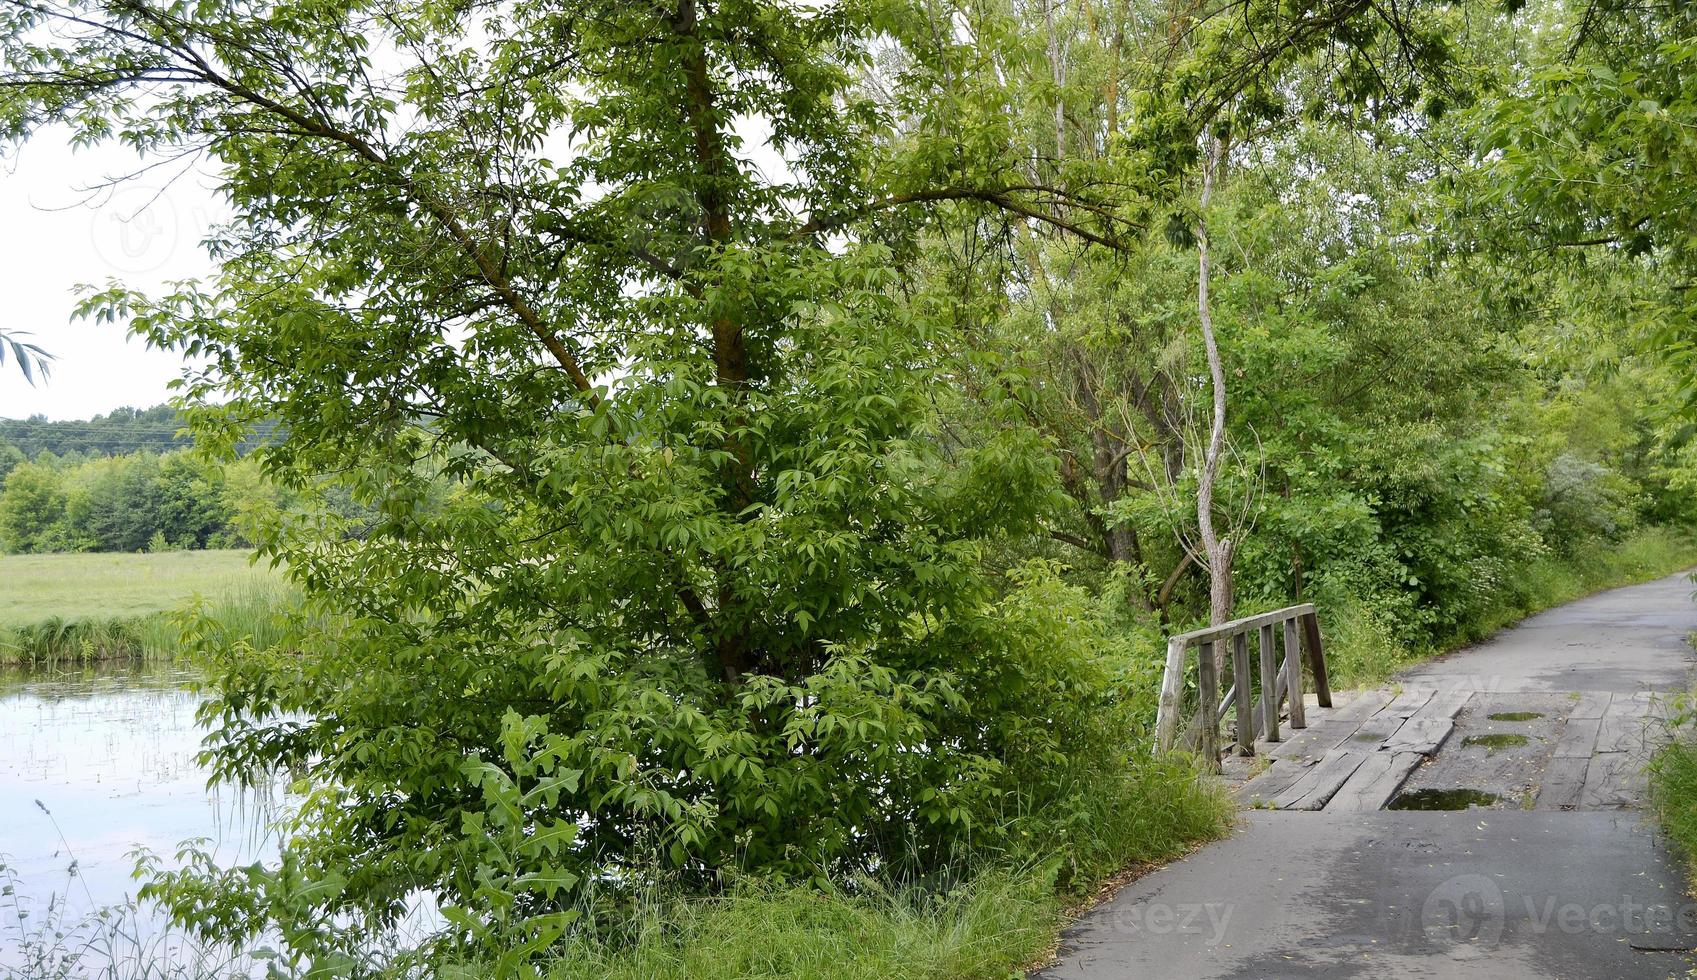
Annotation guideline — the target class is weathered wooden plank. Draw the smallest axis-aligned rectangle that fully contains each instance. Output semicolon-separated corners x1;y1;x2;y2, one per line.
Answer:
1197;640;1220;771
1169;604;1317;647
1639;692;1676;725
1236;758;1316;806
1301;611;1333;708
1552;716;1602;760
1267;689;1392;761
1381;717;1455;756
1569;691;1612;721
1283;618;1306;730
1263;721;1346;764
1232;633;1255;756
1155;636;1188;752
1535;755;1590;810
1580;751;1643;809
1326;752;1423;812
1597;697;1654;754
1344;705;1414;750
1410;689;1471;722
1272;749;1366;810
1248;657;1289;735
1383;688;1435;717
1258;624;1281;743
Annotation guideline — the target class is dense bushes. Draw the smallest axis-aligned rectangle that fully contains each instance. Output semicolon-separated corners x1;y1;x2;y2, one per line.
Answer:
0;450;249;553
0;403;295;555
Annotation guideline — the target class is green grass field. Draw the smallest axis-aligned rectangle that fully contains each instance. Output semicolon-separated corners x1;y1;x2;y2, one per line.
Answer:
0;549;278;627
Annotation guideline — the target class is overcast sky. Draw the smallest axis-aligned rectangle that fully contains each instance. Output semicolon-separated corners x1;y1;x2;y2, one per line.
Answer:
2;113;792;423
1;129;224;421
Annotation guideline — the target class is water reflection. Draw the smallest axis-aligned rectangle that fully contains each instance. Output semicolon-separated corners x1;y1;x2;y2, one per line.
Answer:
0;662;288;969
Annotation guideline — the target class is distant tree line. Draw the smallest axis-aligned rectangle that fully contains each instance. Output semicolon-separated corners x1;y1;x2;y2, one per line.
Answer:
0;404;279;459
0;405;301;554
0;447;266;553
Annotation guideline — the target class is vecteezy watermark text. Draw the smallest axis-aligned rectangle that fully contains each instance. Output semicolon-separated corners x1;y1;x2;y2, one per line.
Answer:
1108;901;1234;945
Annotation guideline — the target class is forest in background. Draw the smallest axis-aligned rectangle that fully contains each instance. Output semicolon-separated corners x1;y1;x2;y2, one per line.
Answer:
3;0;1697;972
0;406;333;554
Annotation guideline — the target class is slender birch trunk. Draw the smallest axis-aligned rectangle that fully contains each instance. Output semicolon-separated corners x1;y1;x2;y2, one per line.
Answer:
1195;135;1235;626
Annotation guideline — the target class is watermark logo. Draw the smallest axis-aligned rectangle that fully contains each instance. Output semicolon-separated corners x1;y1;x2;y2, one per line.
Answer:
1421;873;1505;953
1420;872;1697;950
88;184;207;275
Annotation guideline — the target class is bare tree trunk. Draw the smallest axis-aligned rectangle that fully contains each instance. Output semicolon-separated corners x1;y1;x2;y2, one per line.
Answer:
1044;0;1066;159
1195;135;1234;626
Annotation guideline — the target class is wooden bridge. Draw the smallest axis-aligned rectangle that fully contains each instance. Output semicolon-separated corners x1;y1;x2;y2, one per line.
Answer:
1153;603;1669;813
1154;603;1332;764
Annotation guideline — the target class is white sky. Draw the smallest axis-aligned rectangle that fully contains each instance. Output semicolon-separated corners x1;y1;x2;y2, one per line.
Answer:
1;111;794;423
1;130;224;421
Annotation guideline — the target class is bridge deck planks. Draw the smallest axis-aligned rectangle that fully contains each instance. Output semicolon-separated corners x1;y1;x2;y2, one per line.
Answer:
1228;684;1673;813
1326;751;1424;812
1272;749;1367;811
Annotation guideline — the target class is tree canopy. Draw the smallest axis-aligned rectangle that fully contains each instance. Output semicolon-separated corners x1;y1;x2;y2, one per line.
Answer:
4;0;1696;970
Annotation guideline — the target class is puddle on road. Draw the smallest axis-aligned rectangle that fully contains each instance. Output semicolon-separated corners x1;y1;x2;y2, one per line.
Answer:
1388;788;1502;810
1487;711;1545;722
1463;733;1532;750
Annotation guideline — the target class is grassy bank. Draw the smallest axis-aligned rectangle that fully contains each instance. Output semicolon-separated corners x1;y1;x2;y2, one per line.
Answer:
523;759;1232;980
541;871;1064;980
1324;526;1697;688
1650;723;1697;888
0;550;286;665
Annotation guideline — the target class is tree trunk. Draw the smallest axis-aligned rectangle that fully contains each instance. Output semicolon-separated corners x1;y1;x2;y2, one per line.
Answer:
1195;135;1234;627
1043;0;1066;159
677;0;755;683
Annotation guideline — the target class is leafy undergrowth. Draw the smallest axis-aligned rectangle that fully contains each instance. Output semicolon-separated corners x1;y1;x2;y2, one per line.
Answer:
1650;695;1697;886
542;871;1061;980
535;759;1232;980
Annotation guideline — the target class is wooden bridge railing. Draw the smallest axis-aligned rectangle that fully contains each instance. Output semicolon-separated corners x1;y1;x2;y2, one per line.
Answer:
1154;603;1332;768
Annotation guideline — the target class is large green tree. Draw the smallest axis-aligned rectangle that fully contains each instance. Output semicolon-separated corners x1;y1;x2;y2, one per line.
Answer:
1;0;1447;964
2;0;1122;954
1469;0;1697;403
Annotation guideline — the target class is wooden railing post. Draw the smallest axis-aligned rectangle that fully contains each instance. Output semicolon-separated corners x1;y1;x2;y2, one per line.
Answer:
1231;631;1254;756
1283;617;1307;729
1196;640;1220;771
1258;623;1280;742
1159;603;1329;760
1300;611;1333;708
1156;636;1187;752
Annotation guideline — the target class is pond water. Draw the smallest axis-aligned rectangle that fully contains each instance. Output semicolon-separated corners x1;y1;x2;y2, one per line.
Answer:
0;662;287;970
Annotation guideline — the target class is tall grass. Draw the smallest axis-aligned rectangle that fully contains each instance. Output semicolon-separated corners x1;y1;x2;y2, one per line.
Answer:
0;549;291;666
1649;689;1697;889
0;583;297;667
1650;735;1697;888
538;870;1063;980
0;551;276;626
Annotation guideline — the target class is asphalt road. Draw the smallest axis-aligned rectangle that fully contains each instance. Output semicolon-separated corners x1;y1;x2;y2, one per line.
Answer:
1036;571;1697;980
1401;572;1697;694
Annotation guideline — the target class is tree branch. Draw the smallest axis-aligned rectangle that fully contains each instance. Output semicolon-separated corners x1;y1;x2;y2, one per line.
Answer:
795;186;1139;250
